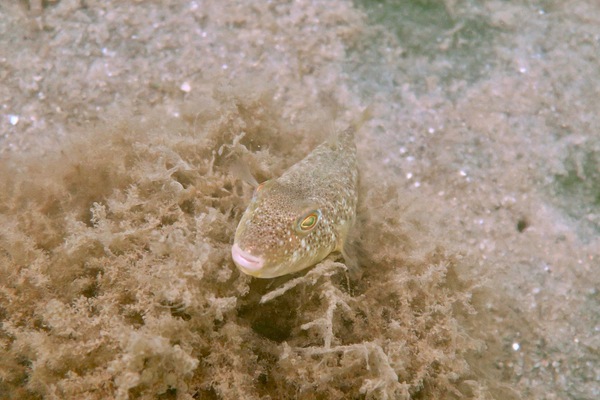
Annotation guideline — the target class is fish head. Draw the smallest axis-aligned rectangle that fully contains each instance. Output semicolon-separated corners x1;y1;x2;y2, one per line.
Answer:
232;180;335;278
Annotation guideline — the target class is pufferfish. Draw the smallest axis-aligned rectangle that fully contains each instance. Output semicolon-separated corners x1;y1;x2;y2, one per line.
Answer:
231;120;362;279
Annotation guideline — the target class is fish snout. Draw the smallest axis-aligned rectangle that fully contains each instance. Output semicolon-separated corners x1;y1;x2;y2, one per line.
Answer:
231;243;265;272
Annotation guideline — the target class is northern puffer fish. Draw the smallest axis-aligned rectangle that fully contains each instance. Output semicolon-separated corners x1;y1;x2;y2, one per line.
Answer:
231;122;360;278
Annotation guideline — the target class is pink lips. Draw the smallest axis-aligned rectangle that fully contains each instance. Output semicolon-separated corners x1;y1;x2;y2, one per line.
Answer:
231;244;264;271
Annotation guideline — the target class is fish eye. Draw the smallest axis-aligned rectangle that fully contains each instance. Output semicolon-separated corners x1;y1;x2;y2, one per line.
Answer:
296;209;321;233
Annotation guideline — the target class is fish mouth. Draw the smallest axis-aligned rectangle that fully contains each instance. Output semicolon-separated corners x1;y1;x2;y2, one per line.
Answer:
231;244;265;273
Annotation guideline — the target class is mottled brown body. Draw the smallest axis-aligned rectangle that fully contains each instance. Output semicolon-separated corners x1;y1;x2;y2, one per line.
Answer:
232;126;358;278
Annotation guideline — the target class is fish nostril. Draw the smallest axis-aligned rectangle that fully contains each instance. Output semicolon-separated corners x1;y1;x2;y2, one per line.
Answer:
231;244;264;271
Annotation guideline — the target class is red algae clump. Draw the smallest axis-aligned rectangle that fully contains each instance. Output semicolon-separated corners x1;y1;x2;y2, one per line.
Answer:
0;85;497;399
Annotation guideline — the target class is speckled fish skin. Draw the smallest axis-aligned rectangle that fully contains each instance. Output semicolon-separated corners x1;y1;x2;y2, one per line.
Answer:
232;126;358;278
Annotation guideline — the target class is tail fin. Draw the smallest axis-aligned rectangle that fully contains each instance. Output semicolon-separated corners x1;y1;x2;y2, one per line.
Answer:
336;105;373;146
351;104;373;132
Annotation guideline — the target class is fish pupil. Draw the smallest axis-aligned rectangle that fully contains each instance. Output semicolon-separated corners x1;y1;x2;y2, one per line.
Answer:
298;210;320;232
302;216;315;228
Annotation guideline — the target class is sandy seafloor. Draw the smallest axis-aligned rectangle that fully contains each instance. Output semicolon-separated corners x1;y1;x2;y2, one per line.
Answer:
0;1;599;399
